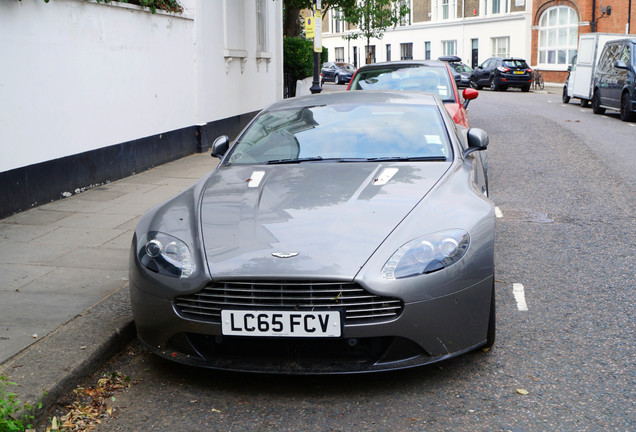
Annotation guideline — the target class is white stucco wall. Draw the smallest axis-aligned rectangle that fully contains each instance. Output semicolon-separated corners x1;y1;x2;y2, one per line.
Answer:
0;0;283;173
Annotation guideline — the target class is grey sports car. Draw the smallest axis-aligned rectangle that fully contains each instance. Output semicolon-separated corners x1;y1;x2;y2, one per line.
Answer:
129;91;495;374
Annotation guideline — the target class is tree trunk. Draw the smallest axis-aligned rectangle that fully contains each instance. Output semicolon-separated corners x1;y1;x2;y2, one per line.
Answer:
284;5;303;37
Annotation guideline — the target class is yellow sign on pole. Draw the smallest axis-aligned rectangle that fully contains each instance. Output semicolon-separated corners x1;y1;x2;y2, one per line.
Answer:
305;16;315;39
313;9;322;53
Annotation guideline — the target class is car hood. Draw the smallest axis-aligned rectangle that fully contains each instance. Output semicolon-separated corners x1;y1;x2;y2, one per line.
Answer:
200;162;451;279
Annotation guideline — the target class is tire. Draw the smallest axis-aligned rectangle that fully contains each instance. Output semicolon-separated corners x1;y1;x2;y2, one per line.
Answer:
592;89;605;114
521;85;530;93
620;92;635;122
334;75;340;85
483;281;496;349
470;78;483;90
580;98;589;107
538;76;544;90
490;78;499;91
562;86;570;103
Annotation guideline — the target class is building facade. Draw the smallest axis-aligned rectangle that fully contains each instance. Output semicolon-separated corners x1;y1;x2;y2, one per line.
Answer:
532;0;635;83
321;0;533;71
321;0;634;84
0;0;283;218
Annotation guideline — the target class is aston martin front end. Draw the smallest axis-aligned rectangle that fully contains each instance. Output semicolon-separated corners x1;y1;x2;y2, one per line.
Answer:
129;91;495;374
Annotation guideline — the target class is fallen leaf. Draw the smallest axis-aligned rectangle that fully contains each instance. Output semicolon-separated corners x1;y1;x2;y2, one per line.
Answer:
211;408;221;413
517;388;529;395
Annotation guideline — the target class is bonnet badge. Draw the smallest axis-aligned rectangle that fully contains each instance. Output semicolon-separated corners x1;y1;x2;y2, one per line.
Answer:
271;252;299;258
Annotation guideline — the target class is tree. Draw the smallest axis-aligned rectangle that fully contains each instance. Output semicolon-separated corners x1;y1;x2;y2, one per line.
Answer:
341;0;409;64
283;0;356;37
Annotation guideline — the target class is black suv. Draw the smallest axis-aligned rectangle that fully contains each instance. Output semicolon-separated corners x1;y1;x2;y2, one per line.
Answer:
592;38;636;122
470;57;532;92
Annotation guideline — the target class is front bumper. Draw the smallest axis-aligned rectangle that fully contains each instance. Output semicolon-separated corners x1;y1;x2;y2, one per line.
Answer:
130;272;494;374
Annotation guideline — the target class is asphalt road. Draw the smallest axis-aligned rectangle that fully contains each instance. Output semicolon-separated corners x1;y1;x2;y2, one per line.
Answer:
50;88;635;432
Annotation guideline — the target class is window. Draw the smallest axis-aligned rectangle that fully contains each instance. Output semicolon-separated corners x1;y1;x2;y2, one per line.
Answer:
386;44;392;62
434;0;456;20
538;6;578;66
400;43;413;60
332;9;344;33
365;45;376;64
335;47;345;62
256;0;268;53
482;0;509;15
491;37;509;57
425;41;431;60
399;0;411;26
442;40;457;56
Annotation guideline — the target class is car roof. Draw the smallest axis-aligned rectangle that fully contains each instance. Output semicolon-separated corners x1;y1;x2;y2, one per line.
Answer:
355;60;449;70
438;56;462;63
265;90;442;112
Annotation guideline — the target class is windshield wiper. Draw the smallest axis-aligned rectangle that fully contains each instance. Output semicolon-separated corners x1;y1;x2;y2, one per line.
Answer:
366;156;448;162
266;157;325;164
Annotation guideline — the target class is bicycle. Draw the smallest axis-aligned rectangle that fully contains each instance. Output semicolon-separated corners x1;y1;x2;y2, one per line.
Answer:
531;70;544;90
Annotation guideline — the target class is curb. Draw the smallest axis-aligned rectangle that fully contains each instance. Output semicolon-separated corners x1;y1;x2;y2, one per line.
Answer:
0;286;136;426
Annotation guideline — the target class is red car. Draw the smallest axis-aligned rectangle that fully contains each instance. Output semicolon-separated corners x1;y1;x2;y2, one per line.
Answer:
347;60;478;128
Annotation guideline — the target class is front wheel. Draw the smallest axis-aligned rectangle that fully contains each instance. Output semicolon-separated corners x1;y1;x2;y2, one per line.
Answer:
592;90;605;114
562;86;570;103
620;92;635;122
470;78;483;90
334;75;340;85
537;75;545;90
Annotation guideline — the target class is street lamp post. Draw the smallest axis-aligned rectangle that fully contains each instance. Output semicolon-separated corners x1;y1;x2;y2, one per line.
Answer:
310;0;322;94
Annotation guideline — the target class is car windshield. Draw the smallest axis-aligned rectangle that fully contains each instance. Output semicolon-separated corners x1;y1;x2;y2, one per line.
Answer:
349;66;454;102
227;104;451;165
503;60;529;68
337;63;355;71
451;64;472;73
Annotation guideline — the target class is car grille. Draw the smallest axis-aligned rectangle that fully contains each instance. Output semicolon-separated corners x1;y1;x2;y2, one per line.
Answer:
174;281;403;326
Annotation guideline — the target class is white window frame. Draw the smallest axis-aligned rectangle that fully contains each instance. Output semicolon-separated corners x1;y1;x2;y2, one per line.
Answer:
491;36;510;57
481;0;510;16
332;9;344;33
442;40;457;56
433;0;456;21
538;6;578;69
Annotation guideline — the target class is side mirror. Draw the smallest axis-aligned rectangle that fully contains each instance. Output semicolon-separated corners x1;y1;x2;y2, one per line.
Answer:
463;128;489;158
615;60;628;70
462;88;479;108
211;135;230;159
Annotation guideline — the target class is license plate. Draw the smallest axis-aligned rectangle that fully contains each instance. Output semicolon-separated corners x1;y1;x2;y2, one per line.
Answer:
221;310;341;337
513;71;524;74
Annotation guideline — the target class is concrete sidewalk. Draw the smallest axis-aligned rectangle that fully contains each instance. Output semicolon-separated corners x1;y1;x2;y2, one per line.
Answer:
0;152;218;419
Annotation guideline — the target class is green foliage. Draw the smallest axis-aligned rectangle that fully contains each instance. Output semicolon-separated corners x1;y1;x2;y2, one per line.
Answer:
283;37;328;96
340;0;410;63
0;375;34;432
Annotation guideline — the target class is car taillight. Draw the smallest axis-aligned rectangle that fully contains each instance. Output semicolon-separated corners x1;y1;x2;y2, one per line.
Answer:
496;66;510;72
526;68;532;73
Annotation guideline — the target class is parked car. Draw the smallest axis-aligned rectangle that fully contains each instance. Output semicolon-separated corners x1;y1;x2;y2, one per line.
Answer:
347;60;479;128
438;55;473;88
592;38;636;122
320;62;355;85
470;57;532;92
130;91;495;374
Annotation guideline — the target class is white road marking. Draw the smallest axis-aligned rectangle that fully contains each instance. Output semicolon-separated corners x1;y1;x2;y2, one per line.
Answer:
495;207;504;218
513;283;529;311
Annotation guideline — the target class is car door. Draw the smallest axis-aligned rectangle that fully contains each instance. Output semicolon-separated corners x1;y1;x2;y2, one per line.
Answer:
478;59;495;85
609;44;631;106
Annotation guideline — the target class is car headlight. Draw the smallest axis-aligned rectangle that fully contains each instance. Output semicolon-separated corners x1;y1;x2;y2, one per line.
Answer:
381;229;470;280
138;231;195;279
